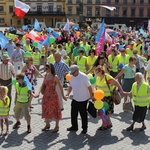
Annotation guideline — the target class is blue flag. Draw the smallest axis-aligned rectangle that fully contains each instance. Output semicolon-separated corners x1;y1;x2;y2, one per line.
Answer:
140;28;147;38
38;42;43;50
42;35;50;46
52;31;59;38
9;26;15;31
47;27;52;33
34;19;41;32
0;32;9;48
24;75;32;91
23;25;28;30
95;19;105;43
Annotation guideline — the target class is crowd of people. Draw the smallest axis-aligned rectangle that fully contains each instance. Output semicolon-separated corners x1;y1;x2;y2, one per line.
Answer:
0;25;150;136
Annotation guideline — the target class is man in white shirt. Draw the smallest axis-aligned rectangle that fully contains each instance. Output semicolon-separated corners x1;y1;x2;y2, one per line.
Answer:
58;44;67;60
66;65;92;134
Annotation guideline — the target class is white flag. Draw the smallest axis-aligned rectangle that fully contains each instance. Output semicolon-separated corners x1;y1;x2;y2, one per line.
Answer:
100;5;116;11
63;19;70;33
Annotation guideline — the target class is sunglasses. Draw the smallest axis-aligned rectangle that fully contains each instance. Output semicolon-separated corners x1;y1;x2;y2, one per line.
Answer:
45;67;49;70
16;78;20;80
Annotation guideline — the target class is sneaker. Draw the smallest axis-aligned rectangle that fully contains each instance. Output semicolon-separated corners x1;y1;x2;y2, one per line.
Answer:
67;127;78;131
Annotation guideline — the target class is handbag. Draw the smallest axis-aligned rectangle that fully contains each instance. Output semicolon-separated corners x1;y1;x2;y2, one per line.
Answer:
105;76;121;105
41;83;46;95
87;100;97;118
123;98;134;112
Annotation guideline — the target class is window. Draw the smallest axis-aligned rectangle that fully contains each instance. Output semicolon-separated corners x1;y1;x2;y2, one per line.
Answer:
76;0;80;4
0;18;4;23
107;0;111;2
139;8;144;16
17;20;21;25
122;8;127;16
37;5;42;12
87;0;92;4
132;0;136;3
115;0;119;3
95;0;100;4
49;5;53;12
123;0;127;4
106;9;110;16
9;6;13;13
57;5;62;12
95;7;100;16
114;8;119;16
140;0;144;4
148;8;150;16
76;7;80;15
68;7;72;14
87;7;92;16
131;8;135;16
0;6;4;12
68;0;72;4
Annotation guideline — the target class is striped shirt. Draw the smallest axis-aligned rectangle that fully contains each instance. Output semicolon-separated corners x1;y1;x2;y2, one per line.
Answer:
53;60;70;80
0;62;15;80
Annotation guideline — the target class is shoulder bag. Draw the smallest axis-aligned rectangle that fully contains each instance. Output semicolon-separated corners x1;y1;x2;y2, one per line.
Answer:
105;75;121;105
87;100;97;118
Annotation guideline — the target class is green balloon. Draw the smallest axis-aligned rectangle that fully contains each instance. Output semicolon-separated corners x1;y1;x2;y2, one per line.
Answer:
142;57;147;61
49;37;55;44
3;51;8;55
24;51;31;57
12;78;16;86
90;77;96;84
103;102;109;111
33;41;38;47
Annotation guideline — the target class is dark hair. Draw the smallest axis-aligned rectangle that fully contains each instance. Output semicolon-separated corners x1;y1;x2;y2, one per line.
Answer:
93;56;104;67
129;56;136;62
88;49;96;56
45;63;56;76
16;73;24;79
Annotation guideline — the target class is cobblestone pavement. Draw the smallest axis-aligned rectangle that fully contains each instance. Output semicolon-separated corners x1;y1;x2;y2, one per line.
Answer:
1;69;150;150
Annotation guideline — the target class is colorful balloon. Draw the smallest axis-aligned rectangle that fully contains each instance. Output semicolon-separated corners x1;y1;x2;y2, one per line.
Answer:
94;101;104;109
24;51;31;57
90;77;96;84
49;36;55;44
4;86;8;94
66;74;71;81
12;78;16;86
119;63;124;70
33;41;38;47
103;102;109;111
87;74;93;79
94;90;105;100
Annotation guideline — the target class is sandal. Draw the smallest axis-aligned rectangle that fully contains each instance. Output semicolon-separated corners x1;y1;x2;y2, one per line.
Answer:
27;125;31;133
107;124;113;128
13;122;21;129
52;127;59;133
42;125;50;131
97;126;108;131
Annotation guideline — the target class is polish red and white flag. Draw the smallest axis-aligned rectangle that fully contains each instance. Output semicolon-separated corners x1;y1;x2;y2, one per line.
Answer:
14;0;30;18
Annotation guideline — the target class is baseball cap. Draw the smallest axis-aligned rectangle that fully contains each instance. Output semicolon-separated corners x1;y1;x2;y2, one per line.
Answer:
70;65;79;74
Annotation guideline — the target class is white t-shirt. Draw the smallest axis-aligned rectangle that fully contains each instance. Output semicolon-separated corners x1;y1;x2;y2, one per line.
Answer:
70;72;91;101
58;49;67;58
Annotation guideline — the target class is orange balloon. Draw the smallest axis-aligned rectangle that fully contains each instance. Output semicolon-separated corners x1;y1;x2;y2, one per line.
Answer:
94;90;104;100
66;74;71;81
76;31;80;37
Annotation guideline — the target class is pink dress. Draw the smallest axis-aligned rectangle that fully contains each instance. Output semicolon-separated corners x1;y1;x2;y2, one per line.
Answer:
42;77;62;119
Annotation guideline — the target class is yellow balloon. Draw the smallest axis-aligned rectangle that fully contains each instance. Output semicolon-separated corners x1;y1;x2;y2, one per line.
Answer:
87;74;93;79
94;101;104;109
94;90;104;100
4;86;8;94
66;74;71;81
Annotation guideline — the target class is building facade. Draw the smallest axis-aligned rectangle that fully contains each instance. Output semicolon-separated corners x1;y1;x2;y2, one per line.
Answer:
0;0;66;27
101;0;150;28
66;0;102;24
0;0;14;26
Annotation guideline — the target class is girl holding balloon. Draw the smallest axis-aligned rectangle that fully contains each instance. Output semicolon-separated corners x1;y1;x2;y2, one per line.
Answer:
95;66;125;130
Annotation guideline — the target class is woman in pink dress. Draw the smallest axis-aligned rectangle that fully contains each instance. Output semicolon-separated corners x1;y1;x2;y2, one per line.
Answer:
40;63;67;133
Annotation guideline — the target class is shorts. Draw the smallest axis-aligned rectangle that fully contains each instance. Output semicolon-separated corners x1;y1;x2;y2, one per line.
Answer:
14;102;31;120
